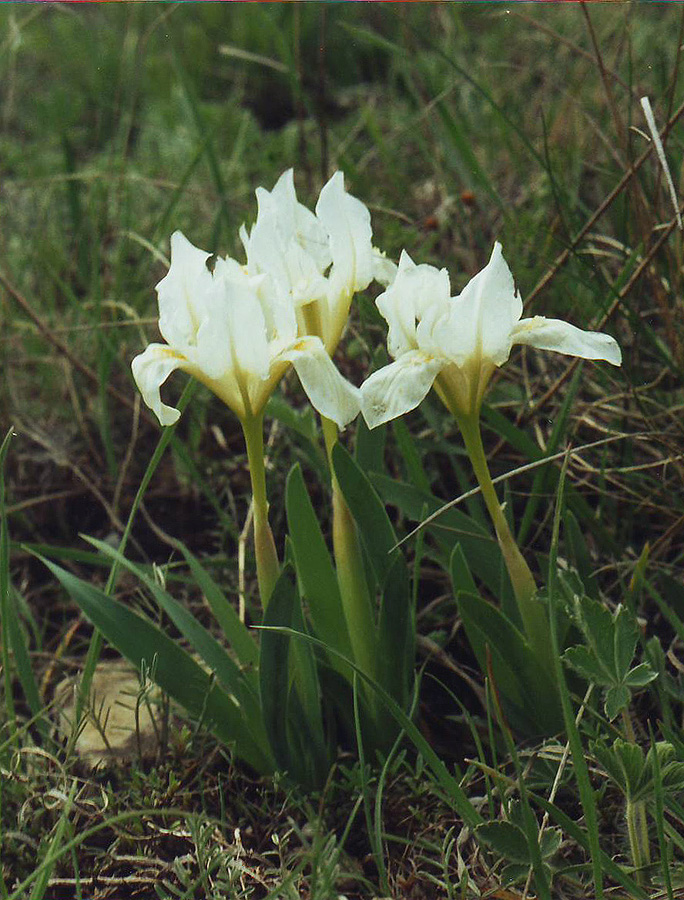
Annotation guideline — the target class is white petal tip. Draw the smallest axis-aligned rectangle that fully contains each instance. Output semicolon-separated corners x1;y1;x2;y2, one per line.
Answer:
602;337;622;366
131;345;186;428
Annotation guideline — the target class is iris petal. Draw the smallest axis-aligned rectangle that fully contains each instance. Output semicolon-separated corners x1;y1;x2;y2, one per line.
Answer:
131;344;191;426
512;316;622;365
280;336;361;429
316;171;374;298
360;351;445;429
157;231;216;352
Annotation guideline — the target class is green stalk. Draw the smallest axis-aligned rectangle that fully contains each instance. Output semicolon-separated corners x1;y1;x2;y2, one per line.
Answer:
241;412;280;608
625;798;648;879
621;708;651;880
455;411;553;674
321;416;377;681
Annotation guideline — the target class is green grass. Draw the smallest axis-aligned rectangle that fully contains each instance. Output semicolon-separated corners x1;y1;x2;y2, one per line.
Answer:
2;3;684;897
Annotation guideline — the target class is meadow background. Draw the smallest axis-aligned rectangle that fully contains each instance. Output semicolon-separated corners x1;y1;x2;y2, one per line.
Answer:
1;3;684;898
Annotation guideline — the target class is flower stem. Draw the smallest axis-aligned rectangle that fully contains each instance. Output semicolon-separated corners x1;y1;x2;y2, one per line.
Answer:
242;413;280;607
321;416;378;682
455;411;553;673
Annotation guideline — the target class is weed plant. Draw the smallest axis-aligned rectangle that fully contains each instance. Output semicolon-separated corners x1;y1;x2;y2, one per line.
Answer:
1;4;684;898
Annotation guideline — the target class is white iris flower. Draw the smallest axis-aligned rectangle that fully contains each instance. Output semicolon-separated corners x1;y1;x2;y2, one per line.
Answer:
361;242;622;428
132;231;361;429
239;168;395;354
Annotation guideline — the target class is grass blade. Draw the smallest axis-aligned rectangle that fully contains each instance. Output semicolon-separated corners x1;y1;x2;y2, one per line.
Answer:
75;381;197;734
0;431;44;744
40;555;274;775
30;781;77;900
258;624;482;829
372;473;506;597
82;537;263;718
547;451;604;899
648;723;675;900
178;543;258;669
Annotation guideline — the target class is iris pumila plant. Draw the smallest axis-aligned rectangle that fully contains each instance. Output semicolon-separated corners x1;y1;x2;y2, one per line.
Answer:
132;169;377;607
123;170;407;780
46;167;624;787
360;244;621;722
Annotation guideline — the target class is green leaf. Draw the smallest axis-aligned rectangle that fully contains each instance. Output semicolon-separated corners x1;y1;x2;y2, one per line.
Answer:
371;473;507;598
604;684;630;721
392;417;431;493
613;605;639;681
593;738;645;800
260;625;482;829
259;568;297;773
660;761;684;795
647;730;675;899
259;566;329;788
562;646;613;686
533;794;648;899
377;554;413;709
455;589;563;735
83;538;262;718
623;663;658;689
540;827;562;859
652;741;676;768
574;596;615;676
455;590;524;698
644;744;684;798
266;394;318;445
332;442;398;587
500;863;533;886
5;585;47;737
475;821;530;864
178;544;258;668
449;544;478;597
355;416;386;474
41;556;274;775
637;741;684;801
592;739;626;794
481;402;543;459
288;592;329;788
285;464;353;665
614;739;647;799
11;541;110;569
265;395;327;484
565;598;653;716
